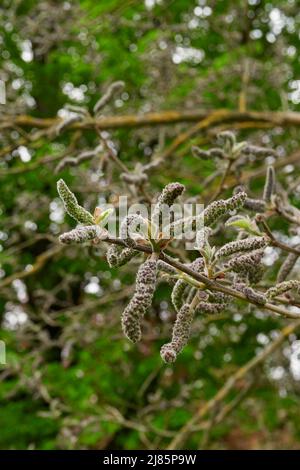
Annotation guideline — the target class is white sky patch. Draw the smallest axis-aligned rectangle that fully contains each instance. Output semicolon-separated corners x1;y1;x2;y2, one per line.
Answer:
12;279;28;303
114;98;124;108
290;233;300;246
145;0;162;10
266;32;276;44
20;40;33;62
286;45;296;57
269;7;295;35
160;309;171;322
250;29;263;40
273;230;300;247
0;231;8;241
266;155;276;165
288;80;300;105
194;6;212;17
49;199;65;224
24;94;36;108
84;276;103;295
15;146;31;162
12;78;24;90
257;332;270;346
283;164;294;174
172;46;205;65
269;366;285;381
289;340;300;380
24;220;37;231
262;246;279;266
269;8;285;36
58;109;77;119
62;82;86;103
3;303;28;330
233;313;242;322
188;18;200;29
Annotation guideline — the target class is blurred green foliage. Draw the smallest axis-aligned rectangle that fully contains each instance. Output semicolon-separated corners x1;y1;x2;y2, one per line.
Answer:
1;0;300;450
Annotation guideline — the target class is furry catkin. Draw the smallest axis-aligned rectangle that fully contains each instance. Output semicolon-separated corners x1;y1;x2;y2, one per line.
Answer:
215;236;267;259
234;282;266;305
171;257;205;312
195;301;227;315
196;227;212;250
244;197;266;213
203;192;247;227
217;130;236;148
106;244;136;268
59;225;102;244
233;186;266;213
277;249;300;283
157;260;177;275
243;145;277;158
120;214;148;246
93;81;125;114
152;182;185;223
160;303;194;363
263;166;276;203
121;258;158;343
186;286;197;304
120;172;148;185
56;114;82;135
170;192;246;235
227;249;265;283
227;249;264;270
192;146;225;160
190;257;205;272
207;291;230;304
55;148;101;173
64;104;89;116
171;279;187;312
266;280;300;299
57;179;95;225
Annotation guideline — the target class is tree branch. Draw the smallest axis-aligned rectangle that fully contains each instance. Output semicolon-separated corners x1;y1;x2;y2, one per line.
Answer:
2;109;300;132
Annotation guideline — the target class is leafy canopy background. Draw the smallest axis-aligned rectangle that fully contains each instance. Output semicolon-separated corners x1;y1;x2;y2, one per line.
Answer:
1;0;300;450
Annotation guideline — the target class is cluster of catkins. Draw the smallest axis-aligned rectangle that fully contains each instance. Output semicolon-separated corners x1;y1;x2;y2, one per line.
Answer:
56;157;300;364
192;130;277;176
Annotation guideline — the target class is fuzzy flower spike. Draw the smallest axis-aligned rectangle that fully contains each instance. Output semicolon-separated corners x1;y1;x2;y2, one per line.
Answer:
215;236;267;260
263;166;276;204
106;244;137;268
152;182;185;222
57;179;94;225
59;225;104;244
121;254;158;343
160;303;194;363
203;191;247;227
